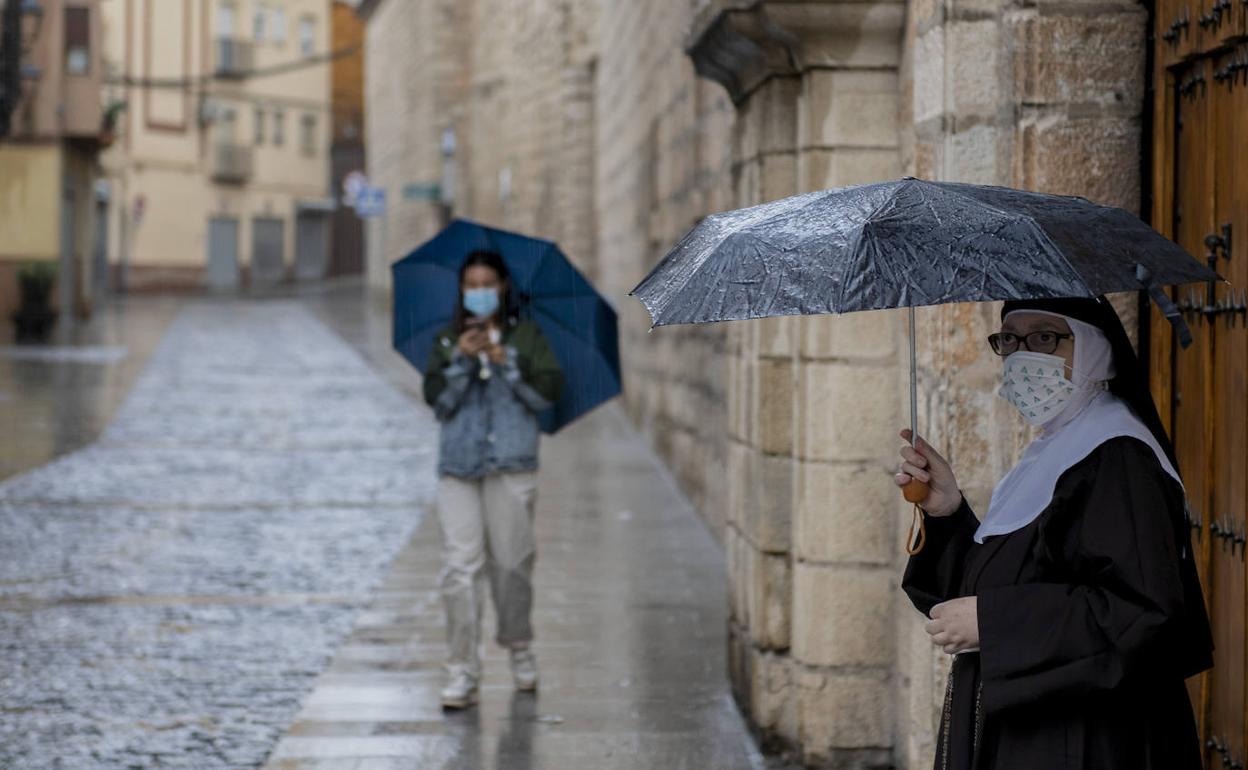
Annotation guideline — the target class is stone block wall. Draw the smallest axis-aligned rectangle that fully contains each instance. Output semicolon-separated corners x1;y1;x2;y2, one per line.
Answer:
594;0;737;532
460;0;597;269
363;0;468;291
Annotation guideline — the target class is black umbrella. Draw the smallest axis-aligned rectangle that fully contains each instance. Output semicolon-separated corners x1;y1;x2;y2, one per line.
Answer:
630;178;1220;548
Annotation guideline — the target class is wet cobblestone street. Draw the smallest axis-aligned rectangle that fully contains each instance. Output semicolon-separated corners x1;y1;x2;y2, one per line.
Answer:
0;298;438;769
0;288;777;770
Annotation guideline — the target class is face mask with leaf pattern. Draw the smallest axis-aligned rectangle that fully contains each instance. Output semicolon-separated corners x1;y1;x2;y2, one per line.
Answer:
998;351;1076;427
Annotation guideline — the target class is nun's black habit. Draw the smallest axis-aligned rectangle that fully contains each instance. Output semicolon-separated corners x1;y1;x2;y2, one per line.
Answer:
903;297;1213;770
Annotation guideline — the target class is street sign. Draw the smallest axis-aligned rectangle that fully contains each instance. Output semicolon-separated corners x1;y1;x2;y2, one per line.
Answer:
355;186;386;218
402;182;442;201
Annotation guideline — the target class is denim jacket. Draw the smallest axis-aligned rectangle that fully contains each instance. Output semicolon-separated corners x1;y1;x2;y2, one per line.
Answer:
423;320;564;479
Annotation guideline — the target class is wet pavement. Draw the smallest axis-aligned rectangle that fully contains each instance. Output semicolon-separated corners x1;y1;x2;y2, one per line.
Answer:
263;406;769;770
0;294;437;769
0;294;182;483
0;284;778;769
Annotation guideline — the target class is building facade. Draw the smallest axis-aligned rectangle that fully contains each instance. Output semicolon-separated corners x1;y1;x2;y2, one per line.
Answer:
328;0;364;276
0;0;108;337
98;0;334;292
362;0;1233;767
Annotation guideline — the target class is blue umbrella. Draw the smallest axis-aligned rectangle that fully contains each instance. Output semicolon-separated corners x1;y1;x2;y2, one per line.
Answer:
392;219;621;433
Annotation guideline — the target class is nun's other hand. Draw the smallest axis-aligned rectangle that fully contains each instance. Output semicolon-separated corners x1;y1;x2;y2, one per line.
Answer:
927;597;979;655
895;429;962;517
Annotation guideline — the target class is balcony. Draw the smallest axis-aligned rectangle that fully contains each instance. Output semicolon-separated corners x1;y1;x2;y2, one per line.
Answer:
211;142;253;183
214;38;255;78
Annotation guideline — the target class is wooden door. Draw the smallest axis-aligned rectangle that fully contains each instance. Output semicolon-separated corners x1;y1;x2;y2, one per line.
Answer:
1152;32;1248;770
1209;45;1248;768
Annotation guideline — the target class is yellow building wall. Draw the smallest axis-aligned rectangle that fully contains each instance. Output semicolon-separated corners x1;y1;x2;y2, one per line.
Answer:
99;0;333;280
125;165;323;270
0;145;62;261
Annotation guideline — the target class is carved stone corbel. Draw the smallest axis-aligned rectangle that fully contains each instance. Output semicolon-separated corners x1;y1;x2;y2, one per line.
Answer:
687;0;906;104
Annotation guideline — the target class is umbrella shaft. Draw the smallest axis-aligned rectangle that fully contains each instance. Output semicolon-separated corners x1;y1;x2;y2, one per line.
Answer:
910;306;917;446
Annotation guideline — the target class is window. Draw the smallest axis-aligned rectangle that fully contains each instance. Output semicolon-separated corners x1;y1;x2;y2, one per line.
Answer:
298;16;314;56
300;113;316;155
254;107;266;145
270;7;286;44
65;7;91;75
252;6;266;42
272;109;284;145
219;107;238;144
216;3;235;37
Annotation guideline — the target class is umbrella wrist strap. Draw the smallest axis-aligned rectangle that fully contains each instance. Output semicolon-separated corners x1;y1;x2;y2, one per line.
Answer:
906;504;927;555
1136;263;1194;349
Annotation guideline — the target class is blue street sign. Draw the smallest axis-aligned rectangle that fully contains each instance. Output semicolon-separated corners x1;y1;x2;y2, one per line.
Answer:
355;186;386;218
402;182;442;201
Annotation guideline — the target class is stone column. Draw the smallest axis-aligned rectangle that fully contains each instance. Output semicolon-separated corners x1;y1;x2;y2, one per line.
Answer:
724;75;802;747
689;1;904;765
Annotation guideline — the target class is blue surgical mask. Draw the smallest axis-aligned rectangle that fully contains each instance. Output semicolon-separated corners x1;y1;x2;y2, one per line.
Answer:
463;287;500;318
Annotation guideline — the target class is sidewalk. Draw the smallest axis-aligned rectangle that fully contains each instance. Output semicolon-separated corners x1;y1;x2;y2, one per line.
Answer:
253;288;770;770
262;399;770;770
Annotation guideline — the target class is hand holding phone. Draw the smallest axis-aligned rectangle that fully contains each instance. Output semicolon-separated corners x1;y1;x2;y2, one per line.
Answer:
458;321;489;356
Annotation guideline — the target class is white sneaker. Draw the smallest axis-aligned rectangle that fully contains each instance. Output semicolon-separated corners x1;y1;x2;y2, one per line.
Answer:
441;669;478;709
510;648;539;691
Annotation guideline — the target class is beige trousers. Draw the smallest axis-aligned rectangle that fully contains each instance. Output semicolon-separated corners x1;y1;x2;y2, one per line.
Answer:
436;471;538;676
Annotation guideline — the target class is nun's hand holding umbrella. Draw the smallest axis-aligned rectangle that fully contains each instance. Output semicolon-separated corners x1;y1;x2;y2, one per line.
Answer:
629;177;1219;551
896;429;960;519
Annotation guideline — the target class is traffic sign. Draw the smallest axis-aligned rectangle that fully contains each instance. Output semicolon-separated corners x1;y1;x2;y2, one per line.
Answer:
355;186;386;218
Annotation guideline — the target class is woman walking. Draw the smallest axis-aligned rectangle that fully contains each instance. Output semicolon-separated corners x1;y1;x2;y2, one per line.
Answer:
896;297;1213;769
423;250;564;710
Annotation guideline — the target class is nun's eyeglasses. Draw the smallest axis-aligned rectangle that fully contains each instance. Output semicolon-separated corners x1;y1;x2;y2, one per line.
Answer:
987;331;1073;356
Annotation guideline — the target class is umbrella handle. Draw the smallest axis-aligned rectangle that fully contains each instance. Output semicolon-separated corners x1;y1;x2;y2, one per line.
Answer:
902;478;929;503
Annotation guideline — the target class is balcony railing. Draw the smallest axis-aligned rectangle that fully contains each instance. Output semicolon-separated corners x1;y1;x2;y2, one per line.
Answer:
211;142;253;183
214;38;255;78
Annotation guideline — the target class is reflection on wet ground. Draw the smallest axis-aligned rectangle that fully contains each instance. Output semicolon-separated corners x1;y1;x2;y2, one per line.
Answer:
1;282;786;769
0;294;181;482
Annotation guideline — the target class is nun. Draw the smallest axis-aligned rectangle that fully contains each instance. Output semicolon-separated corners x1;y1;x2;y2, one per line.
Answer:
895;297;1214;770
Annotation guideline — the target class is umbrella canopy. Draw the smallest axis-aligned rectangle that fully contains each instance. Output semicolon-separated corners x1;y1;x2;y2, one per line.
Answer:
632;178;1218;328
393;219;621;433
629;178;1222;551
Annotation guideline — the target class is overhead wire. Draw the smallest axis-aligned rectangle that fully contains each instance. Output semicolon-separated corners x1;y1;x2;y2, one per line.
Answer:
105;44;358;89
102;45;362;116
